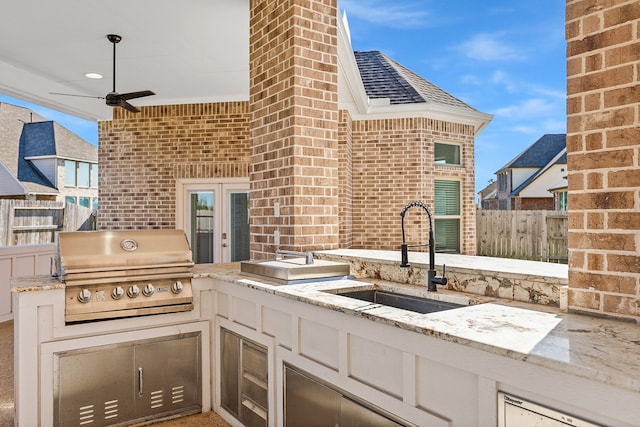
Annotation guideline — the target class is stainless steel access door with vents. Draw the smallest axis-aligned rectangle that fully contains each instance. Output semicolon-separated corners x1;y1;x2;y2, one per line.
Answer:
54;333;201;427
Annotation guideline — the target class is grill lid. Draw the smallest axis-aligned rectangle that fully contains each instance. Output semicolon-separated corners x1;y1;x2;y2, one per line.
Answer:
57;230;194;280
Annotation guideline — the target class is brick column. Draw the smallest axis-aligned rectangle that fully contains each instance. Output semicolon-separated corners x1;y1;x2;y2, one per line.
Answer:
566;0;640;321
249;0;339;258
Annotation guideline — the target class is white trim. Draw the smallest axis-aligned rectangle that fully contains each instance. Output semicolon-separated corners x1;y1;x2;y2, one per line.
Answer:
26;155;97;164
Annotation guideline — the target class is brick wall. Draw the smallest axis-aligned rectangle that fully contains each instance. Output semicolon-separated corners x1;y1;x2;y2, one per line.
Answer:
350;117;476;254
249;0;340;258
98;102;250;229
514;197;554;210
338;109;353;248
566;0;639;320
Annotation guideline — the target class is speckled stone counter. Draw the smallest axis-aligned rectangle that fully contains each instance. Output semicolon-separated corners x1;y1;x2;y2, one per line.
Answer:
10;274;64;292
193;262;640;395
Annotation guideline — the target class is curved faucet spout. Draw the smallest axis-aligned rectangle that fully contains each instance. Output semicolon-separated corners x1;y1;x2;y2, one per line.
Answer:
399;200;447;291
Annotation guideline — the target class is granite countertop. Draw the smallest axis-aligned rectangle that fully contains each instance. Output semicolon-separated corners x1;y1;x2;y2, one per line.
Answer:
12;265;640;394
11;275;64;292
194;263;640;395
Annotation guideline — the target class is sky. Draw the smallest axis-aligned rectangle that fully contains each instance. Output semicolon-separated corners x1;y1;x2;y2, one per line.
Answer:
340;0;567;192
0;0;566;194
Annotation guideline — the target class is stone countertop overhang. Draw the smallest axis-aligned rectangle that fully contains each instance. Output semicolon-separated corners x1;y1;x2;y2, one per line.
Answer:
12;264;640;395
193;263;640;396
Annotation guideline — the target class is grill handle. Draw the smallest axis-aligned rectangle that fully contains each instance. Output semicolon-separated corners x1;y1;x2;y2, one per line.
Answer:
275;249;314;265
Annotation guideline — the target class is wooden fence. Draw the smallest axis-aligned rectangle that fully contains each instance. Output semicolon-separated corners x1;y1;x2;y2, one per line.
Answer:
0;200;95;246
476;209;568;263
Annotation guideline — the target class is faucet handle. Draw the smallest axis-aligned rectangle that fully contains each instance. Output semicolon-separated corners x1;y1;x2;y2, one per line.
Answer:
431;264;448;287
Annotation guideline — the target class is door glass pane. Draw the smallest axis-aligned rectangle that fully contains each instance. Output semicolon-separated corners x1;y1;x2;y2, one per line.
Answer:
229;192;250;262
190;192;214;264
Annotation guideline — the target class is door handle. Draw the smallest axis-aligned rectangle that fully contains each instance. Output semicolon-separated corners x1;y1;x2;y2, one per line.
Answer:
222;243;228;247
138;367;143;397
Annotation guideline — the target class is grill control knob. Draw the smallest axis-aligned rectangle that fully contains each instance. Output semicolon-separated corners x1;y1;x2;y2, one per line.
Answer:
127;284;140;298
171;281;184;294
142;283;155;297
77;289;92;303
111;286;125;300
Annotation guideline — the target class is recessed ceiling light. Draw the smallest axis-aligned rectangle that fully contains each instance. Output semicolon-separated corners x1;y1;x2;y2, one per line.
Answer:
84;72;103;79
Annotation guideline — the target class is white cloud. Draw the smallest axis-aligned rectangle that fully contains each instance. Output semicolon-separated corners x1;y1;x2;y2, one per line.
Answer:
493;98;557;119
460;74;482;85
340;0;429;28
455;33;525;62
541;118;567;133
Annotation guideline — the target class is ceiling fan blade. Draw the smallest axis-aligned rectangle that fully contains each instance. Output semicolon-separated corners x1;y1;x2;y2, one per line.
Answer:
119;90;155;101
49;92;105;99
118;98;140;113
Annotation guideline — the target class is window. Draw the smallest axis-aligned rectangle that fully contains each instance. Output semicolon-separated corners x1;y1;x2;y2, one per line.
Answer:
79;197;90;208
434;180;460;253
92;198;99;210
557;191;568;211
434;143;461;166
90;164;98;188
78;163;90;187
65;196;76;205
64;160;76;186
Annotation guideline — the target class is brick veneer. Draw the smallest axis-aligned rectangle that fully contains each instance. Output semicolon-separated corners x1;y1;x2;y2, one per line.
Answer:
566;0;640;320
98;102;250;229
338;109;354;248
349;117;476;254
249;0;340;258
96;4;479;259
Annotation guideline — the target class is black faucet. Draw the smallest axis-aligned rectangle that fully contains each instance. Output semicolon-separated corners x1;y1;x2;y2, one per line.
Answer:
400;201;448;292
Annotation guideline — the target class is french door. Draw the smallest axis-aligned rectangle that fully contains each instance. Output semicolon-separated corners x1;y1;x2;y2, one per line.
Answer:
178;181;250;264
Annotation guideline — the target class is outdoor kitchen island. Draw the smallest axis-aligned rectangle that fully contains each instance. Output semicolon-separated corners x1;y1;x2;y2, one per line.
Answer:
196;261;640;427
12;260;640;426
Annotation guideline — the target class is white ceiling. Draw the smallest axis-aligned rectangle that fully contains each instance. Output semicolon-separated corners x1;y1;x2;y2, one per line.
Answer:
0;0;249;121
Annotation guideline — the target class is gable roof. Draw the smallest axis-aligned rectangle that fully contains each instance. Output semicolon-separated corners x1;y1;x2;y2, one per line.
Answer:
510;147;567;197
497;134;566;173
353;51;478;112
0;102;97;196
0;102;47;176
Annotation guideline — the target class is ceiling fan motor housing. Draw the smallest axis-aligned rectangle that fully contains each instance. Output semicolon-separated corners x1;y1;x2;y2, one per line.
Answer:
105;92;120;107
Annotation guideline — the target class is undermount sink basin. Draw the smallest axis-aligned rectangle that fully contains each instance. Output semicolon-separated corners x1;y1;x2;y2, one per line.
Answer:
332;288;467;314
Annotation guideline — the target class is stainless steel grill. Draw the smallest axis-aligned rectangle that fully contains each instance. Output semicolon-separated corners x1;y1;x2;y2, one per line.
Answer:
57;229;195;323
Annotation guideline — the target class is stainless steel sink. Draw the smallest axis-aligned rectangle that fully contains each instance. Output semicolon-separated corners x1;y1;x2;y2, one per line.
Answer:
332;288;466;314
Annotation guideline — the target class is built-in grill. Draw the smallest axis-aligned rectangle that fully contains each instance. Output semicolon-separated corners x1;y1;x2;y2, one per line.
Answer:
57;229;194;323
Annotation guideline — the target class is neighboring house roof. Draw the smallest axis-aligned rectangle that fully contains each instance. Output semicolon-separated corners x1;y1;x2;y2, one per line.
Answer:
353;51;478;112
496;134;566;173
478;180;497;201
0;102;97;197
510;147;566;196
0;102;47;176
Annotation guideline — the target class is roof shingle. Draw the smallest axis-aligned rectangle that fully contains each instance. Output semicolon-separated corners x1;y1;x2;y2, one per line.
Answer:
353;51;478;111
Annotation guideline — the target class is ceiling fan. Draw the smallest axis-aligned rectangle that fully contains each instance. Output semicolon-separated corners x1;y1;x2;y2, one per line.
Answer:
51;34;155;113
